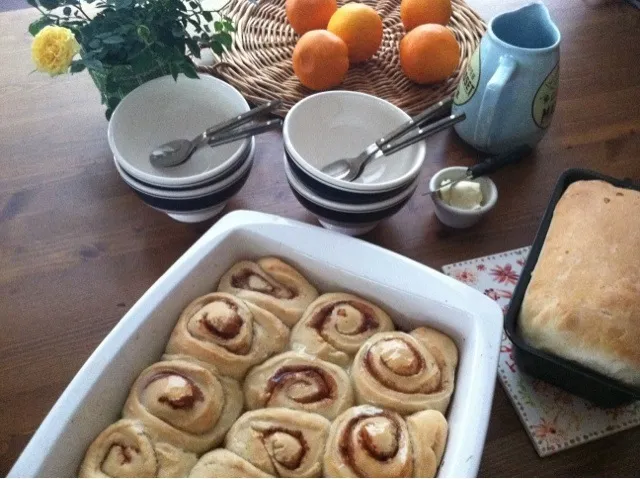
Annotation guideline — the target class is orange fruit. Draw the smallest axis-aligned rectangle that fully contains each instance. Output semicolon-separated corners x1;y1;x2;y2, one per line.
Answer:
286;0;338;35
400;0;452;31
399;24;460;84
327;3;383;63
292;30;350;91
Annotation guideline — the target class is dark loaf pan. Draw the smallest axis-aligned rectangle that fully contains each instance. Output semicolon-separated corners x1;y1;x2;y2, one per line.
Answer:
504;168;640;407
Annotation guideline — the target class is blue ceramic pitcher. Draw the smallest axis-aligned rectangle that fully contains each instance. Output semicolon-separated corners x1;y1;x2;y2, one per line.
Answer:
452;2;561;154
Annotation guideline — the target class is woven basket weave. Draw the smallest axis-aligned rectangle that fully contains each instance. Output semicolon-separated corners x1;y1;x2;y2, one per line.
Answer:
199;0;486;116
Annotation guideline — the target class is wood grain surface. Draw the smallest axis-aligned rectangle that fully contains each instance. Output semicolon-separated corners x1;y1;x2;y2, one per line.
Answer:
1;1;639;476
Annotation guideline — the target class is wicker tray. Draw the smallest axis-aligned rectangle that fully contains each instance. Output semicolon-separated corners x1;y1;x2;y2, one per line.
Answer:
198;0;486;116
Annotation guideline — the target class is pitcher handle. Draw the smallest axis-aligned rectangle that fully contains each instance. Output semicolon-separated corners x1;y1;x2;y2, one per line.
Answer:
473;55;518;151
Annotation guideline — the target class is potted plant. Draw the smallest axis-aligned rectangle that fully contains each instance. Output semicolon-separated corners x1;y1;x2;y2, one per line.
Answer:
29;0;235;118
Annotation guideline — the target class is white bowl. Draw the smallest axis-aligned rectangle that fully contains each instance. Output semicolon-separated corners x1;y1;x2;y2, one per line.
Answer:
113;141;255;223
284;154;418;213
284;155;418;236
114;138;255;199
429;167;498;228
108;75;250;188
283;91;426;193
8;211;503;478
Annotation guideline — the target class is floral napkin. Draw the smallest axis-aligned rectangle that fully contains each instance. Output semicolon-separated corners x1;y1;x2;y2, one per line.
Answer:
443;247;640;457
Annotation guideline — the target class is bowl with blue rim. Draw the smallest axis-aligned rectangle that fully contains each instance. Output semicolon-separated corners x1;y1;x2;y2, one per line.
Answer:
282;90;426;234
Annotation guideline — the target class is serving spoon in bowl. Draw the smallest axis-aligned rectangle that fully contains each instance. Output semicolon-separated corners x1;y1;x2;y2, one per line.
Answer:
321;97;457;182
149;99;281;168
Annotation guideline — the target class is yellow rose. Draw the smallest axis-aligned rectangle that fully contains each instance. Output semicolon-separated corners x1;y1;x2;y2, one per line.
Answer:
32;25;80;76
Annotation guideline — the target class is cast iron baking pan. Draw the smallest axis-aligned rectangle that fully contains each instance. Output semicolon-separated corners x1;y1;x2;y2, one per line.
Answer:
504;168;640;407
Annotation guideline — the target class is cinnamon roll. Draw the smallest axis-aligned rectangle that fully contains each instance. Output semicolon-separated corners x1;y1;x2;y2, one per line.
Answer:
225;407;331;477
322;405;448;478
165;293;289;379
217;257;319;327
406;410;449;478
243;351;354;420
189;449;272;478
78;419;197;478
289;293;395;367
122;355;242;454
351;328;458;414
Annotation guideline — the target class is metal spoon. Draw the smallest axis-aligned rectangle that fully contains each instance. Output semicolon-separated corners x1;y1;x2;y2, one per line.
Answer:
149;99;281;168
321;97;453;181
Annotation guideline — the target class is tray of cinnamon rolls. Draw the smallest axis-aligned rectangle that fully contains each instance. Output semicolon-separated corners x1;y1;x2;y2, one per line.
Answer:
8;211;503;478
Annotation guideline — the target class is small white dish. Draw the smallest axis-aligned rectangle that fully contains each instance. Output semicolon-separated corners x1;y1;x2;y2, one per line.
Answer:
283;91;426;193
429;166;498;228
108;75;250;188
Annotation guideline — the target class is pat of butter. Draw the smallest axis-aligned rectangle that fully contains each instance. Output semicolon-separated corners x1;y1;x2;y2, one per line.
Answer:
439;179;483;210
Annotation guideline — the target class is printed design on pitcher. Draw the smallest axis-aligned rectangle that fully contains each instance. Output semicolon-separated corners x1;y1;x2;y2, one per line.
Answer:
532;63;559;128
453;46;480;105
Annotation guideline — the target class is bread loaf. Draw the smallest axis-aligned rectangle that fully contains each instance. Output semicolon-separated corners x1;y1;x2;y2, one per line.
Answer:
519;180;640;387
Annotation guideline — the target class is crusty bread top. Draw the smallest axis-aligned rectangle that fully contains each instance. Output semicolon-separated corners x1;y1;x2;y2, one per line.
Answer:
519;180;640;387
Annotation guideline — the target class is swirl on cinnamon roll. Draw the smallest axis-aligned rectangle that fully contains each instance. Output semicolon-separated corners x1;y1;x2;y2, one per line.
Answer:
78;419;197;478
243;351;354;420
122;355;242;454
323;406;448;478
322;405;412;478
351;329;458;414
217;257;319;327
189;449;272;478
165;293;289;379
225;407;331;477
289;293;395;367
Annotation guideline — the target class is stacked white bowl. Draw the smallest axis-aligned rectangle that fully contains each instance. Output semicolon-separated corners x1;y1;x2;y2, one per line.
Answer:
282;91;427;235
108;75;255;223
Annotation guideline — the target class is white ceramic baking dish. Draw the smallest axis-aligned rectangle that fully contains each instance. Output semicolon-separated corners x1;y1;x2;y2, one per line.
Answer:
8;210;503;478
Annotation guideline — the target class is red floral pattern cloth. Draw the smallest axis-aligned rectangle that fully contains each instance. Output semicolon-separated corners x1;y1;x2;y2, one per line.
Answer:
443;247;640;457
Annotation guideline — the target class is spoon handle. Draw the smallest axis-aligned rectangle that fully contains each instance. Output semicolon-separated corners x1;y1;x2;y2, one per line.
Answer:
379;112;466;157
207;119;283;148
374;97;453;148
204;99;282;138
468;145;533;178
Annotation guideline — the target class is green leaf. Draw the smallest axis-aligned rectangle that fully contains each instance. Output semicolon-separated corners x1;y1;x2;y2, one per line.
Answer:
185;37;200;58
38;0;61;10
210;41;224;55
181;60;199;79
223;21;235;33
83;57;103;70
214;21;223;32
26;0;39;7
187;18;202;32
169;62;179;81
28;17;54;36
218;31;232;48
115;0;133;7
69;60;86;73
102;35;124;44
202;11;212;22
62;6;72;15
107;96;120;109
89;38;102;49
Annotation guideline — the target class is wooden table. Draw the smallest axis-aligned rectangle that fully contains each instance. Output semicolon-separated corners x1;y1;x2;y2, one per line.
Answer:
1;1;639;476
